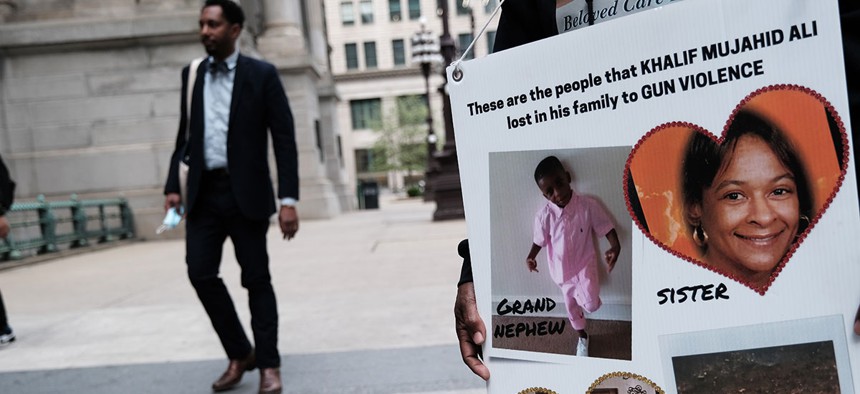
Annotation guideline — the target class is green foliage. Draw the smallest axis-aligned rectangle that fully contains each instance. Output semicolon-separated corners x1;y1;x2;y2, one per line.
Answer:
406;185;423;197
369;95;431;177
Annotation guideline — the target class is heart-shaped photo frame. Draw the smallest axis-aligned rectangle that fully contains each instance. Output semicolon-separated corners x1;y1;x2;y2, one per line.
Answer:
625;85;848;294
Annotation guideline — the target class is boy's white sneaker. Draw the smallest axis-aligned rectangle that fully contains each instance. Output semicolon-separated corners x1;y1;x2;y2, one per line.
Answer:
576;336;588;357
0;327;14;346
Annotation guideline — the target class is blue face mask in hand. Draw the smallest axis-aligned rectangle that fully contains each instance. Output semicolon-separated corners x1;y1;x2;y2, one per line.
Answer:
156;207;184;234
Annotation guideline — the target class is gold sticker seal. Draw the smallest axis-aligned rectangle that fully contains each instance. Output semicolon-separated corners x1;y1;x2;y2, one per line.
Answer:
517;387;559;394
587;371;665;394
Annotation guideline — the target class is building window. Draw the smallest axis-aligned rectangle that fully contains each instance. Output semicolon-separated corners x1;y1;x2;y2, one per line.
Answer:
355;149;373;172
345;43;359;70
392;39;406;66
456;0;470;16
408;0;420;20
340;1;355;25
364;41;378;69
397;95;427;126
486;30;496;54
315;120;324;162
484;0;498;14
350;98;382;129
458;33;474;60
389;0;402;21
360;0;374;24
336;135;344;167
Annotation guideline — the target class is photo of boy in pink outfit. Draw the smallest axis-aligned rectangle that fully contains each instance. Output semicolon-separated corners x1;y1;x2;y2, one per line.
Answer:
526;156;621;357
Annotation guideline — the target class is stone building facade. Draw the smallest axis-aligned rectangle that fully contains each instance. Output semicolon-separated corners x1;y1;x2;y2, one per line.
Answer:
0;0;352;239
323;0;498;192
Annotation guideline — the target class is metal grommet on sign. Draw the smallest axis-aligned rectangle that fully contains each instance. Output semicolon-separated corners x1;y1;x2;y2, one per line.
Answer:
452;63;464;82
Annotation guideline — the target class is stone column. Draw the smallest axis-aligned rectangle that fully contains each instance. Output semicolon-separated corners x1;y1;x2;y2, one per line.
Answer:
0;0;16;23
258;0;341;219
257;0;307;60
303;0;353;210
318;82;355;211
301;0;331;72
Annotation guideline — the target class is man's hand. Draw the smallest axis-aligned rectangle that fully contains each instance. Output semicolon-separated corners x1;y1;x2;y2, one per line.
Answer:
526;257;539;273
0;216;9;239
455;282;490;381
279;206;298;240
164;193;181;212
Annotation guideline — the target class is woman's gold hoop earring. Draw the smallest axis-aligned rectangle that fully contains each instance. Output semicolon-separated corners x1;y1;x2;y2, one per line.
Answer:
797;215;811;238
694;225;709;247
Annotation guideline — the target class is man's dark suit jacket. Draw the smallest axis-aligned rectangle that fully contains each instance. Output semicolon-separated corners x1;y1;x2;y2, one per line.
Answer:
164;54;298;221
0;155;14;216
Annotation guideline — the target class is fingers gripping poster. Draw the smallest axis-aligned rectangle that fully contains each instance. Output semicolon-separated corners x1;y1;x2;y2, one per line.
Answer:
447;0;859;392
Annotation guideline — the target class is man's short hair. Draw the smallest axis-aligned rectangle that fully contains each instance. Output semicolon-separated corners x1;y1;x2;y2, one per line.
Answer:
204;0;245;27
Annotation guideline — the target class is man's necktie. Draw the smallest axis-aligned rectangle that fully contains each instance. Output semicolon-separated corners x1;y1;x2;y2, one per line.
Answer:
209;61;228;75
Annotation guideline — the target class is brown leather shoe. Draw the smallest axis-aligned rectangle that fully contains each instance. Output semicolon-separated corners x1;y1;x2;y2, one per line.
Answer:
258;368;282;394
211;351;256;392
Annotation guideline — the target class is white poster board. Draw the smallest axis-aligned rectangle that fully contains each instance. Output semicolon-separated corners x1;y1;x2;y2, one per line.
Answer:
448;0;859;392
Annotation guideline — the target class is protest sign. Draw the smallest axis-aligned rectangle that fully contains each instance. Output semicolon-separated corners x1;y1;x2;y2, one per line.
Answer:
448;0;858;392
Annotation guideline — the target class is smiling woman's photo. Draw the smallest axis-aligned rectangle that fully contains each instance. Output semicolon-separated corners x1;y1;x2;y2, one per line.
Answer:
681;111;813;288
625;85;848;292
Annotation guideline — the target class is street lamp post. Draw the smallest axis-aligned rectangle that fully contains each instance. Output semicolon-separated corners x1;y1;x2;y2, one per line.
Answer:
411;19;443;200
430;0;465;221
465;1;476;44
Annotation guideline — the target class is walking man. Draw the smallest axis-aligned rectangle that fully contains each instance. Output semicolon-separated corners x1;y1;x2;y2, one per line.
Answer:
0;154;16;346
163;1;299;392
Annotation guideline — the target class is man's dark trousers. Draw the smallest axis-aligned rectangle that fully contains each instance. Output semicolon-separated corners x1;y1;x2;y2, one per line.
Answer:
186;169;279;368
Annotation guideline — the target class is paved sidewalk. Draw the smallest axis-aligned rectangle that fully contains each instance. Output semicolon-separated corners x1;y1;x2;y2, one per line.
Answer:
0;194;486;393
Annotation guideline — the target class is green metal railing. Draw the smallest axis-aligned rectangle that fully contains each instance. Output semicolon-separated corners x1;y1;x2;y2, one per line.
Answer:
0;194;135;261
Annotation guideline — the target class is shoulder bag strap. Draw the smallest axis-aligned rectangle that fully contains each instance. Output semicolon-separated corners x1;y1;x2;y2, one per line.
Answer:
185;57;205;143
